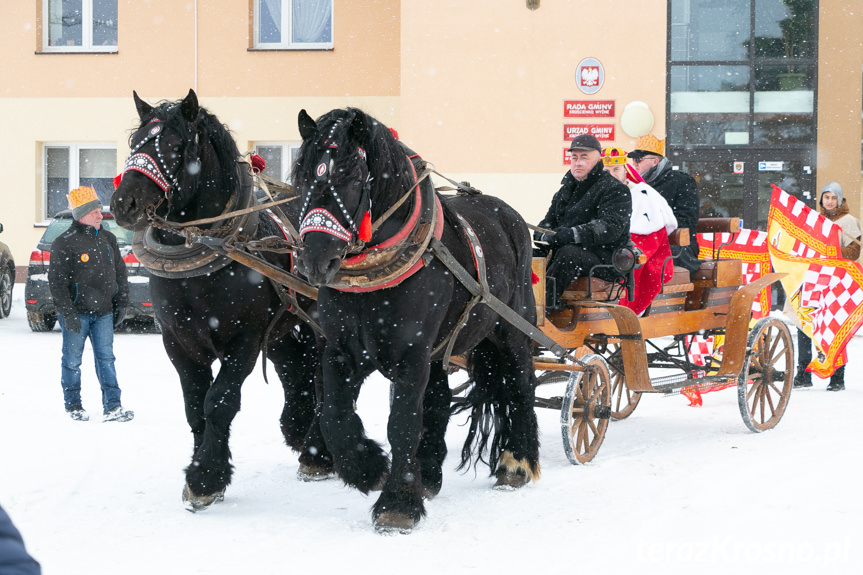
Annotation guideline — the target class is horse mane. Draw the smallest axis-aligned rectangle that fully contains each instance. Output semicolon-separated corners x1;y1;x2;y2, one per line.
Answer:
130;99;241;207
292;108;415;220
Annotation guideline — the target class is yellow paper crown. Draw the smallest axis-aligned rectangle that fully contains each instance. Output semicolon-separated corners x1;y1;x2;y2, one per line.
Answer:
634;134;665;157
601;147;629;166
67;186;99;210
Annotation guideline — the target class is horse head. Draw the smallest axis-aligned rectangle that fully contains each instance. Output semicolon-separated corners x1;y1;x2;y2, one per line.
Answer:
293;108;412;286
111;89;240;233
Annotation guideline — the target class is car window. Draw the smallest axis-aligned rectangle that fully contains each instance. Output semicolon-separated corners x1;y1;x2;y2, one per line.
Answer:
39;218;73;247
100;219;134;245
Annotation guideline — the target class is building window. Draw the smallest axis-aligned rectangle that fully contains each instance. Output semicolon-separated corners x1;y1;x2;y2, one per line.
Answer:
254;0;333;49
43;0;118;52
44;144;116;219
254;143;301;185
669;0;817;148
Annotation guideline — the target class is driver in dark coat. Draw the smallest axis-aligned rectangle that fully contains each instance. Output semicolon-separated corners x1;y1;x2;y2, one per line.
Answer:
535;134;631;308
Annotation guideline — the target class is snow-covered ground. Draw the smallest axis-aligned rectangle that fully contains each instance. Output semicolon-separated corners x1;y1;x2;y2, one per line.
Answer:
1;288;860;574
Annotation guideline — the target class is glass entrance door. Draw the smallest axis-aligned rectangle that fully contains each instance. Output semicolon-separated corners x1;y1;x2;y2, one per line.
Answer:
669;150;815;231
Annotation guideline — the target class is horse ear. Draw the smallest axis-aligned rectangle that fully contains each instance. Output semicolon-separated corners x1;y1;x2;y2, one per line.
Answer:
298;109;317;141
133;90;153;120
181;89;199;123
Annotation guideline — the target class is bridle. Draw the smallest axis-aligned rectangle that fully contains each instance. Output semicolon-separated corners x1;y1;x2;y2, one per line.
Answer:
297;137;372;247
119;113;200;206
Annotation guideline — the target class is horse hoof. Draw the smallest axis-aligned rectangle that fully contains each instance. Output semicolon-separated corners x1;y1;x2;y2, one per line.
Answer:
182;483;225;512
493;470;530;491
374;511;417;535
493;450;539;490
297;463;335;482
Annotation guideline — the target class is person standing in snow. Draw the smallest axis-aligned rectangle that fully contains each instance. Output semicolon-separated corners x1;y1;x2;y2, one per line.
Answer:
600;147;677;316
628;134;701;273
48;186;134;422
534;134;631;309
793;182;862;392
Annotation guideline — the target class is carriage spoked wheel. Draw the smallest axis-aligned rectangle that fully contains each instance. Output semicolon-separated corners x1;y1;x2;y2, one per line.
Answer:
560;353;611;464
737;317;794;432
605;343;642;420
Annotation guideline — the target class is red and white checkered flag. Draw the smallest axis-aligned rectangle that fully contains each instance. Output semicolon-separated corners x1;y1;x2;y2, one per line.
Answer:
767;186;863;377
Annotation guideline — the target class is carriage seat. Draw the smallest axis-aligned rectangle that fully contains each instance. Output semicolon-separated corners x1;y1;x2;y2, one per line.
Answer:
561;277;620;302
697;217;741;234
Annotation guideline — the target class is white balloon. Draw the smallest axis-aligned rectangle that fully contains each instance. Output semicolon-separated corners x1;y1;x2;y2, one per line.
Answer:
620;101;655;138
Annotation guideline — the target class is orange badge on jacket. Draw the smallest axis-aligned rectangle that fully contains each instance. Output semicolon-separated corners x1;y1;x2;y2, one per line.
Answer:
81;254;89;262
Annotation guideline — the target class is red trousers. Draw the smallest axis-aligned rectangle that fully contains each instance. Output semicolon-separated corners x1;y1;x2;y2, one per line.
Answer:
620;229;674;316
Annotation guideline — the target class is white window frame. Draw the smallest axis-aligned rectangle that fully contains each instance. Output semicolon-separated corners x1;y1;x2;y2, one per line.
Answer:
42;143;117;221
253;0;334;50
42;0;118;53
254;142;302;185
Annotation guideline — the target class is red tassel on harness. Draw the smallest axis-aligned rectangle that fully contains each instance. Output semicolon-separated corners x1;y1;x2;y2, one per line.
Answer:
250;153;266;172
113;173;123;189
531;271;540;285
358;211;372;242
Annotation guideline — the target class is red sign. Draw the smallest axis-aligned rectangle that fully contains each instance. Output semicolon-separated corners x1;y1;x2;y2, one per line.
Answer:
564;100;615;118
563;124;615;141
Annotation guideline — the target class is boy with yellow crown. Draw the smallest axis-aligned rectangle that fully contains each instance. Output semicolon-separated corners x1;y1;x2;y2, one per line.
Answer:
48;186;133;422
628;134;701;272
601;147;678;315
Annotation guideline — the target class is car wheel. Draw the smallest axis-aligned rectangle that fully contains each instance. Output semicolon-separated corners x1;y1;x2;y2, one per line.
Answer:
0;267;12;319
27;311;57;332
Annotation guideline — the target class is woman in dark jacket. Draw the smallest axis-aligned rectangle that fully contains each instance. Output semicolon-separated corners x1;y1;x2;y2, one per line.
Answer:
536;135;631;306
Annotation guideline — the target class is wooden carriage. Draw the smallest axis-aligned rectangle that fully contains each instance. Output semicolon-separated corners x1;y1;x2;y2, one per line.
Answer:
525;218;793;464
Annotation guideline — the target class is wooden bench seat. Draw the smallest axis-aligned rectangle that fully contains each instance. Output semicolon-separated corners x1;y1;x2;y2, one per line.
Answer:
561;277;620;301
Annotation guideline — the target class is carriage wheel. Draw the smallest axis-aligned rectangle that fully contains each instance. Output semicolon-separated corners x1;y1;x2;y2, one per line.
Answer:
560;353;611;464
737;317;793;432
606;343;642;420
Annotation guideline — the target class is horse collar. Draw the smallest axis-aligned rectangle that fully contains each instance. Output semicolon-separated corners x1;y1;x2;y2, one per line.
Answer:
326;158;444;293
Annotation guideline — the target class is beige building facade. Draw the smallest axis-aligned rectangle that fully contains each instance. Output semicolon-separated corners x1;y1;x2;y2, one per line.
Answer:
1;1;861;279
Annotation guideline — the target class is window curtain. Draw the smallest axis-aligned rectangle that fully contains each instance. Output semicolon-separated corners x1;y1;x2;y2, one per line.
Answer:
292;0;331;43
260;0;282;41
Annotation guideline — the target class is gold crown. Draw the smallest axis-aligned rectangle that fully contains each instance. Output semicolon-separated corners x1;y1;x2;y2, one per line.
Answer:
634;134;665;157
67;186;99;209
601;147;628;166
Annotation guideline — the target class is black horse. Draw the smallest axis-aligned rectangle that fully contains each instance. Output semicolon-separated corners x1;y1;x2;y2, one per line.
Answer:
110;90;332;510
293;108;540;532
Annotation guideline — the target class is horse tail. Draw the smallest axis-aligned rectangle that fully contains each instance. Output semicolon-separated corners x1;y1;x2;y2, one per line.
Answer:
453;339;511;475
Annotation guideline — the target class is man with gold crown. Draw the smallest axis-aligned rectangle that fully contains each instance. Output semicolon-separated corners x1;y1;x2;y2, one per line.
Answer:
48;186;134;422
628;134;701;272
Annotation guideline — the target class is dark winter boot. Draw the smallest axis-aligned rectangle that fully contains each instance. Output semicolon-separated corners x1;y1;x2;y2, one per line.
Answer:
66;405;89;421
103;405;135;422
826;380;845;392
793;370;812;388
826;366;845;391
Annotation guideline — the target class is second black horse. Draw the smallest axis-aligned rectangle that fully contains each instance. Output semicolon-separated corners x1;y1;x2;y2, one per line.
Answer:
294;108;540;533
